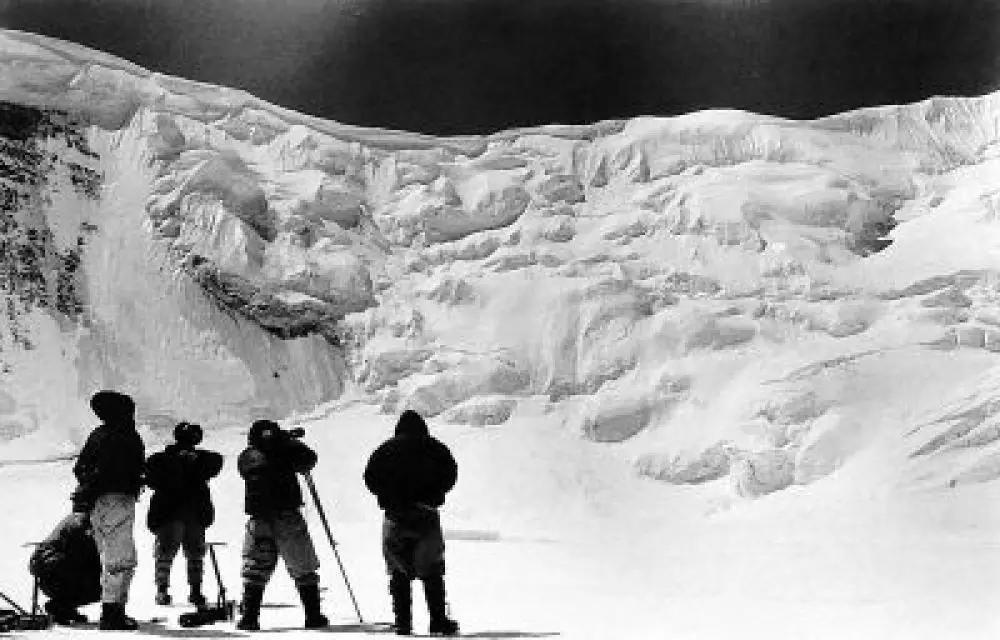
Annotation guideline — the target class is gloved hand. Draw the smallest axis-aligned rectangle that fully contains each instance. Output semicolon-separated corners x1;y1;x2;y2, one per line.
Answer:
249;419;296;454
70;485;95;515
256;425;286;452
69;511;90;529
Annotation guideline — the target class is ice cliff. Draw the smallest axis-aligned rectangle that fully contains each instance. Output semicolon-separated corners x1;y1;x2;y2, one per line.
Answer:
1;29;1000;493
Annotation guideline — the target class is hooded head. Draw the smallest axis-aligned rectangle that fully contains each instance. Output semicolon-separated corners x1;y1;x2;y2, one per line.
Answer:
90;390;135;425
394;410;429;439
174;421;203;448
248;419;281;449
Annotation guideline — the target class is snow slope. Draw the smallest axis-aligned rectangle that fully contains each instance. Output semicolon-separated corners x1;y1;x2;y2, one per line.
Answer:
1;28;1000;639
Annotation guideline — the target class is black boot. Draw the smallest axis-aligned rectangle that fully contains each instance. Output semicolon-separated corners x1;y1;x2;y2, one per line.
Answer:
44;600;87;625
66;608;88;624
188;583;206;608
389;572;412;636
236;584;264;631
99;603;139;631
155;585;171;606
188;554;206;607
422;576;459;637
297;584;329;629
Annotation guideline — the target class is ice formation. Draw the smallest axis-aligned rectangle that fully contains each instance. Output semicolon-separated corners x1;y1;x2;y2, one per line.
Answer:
1;29;1000;494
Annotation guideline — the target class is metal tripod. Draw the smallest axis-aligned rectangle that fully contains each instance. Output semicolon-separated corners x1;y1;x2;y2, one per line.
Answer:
303;471;364;623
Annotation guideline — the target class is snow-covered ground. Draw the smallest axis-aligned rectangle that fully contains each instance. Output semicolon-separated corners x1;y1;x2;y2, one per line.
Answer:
2;399;1000;639
2;28;1000;639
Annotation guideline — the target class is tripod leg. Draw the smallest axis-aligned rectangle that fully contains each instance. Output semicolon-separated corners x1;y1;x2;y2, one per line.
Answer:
303;472;364;623
208;545;226;607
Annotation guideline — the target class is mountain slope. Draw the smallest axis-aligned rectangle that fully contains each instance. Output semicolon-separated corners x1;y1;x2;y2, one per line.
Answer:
0;29;999;498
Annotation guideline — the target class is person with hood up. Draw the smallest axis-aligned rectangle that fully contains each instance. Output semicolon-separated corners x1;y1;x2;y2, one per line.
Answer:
28;513;102;625
235;419;328;631
363;409;459;637
145;421;224;608
71;390;145;631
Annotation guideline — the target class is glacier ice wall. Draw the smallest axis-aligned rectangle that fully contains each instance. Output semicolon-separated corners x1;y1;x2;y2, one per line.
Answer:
2;29;1000;492
0;102;347;455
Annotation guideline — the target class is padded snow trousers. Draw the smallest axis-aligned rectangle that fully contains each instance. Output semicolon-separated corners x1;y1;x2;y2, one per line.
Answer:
382;508;445;579
153;509;206;590
90;493;138;605
241;510;320;588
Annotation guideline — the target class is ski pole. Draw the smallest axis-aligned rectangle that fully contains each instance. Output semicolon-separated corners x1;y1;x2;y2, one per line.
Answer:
303;471;364;623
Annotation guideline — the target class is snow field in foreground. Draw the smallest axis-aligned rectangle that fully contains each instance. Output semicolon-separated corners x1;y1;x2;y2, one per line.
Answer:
1;402;999;639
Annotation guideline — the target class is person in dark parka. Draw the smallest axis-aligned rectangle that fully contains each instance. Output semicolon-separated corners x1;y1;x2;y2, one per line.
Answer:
364;410;459;637
235;419;328;631
29;513;102;625
71;390;145;631
145;421;224;607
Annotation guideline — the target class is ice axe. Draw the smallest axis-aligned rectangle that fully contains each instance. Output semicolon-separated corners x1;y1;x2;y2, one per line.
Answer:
303;471;364;623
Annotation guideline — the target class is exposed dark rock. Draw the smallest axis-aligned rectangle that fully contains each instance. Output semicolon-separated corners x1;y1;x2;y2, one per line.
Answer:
185;256;343;344
0;102;103;372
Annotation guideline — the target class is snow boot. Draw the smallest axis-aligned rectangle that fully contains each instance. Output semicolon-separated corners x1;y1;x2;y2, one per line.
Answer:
44;601;87;625
389;572;412;635
188;583;206;608
98;603;139;631
297;584;329;629
155;586;171;606
236;584;264;632
422;576;459;637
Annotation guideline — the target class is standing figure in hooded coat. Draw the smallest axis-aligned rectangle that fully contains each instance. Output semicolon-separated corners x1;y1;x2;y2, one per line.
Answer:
29;513;102;625
235;419;328;631
364;410;459;637
145;421;224;608
71;390;145;631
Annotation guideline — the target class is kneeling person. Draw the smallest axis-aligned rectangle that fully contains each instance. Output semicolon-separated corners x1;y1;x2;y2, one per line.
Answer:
29;512;102;625
236;420;328;631
146;422;224;607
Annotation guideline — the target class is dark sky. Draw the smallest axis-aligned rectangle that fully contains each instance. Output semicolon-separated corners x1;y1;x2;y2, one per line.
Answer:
1;0;999;135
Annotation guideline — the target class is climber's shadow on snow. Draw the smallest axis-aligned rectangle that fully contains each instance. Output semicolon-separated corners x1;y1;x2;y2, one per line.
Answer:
260;624;558;636
138;620;243;638
460;633;560;638
261;622;397;633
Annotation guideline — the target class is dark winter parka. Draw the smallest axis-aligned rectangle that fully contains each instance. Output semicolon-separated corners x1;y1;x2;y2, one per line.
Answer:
28;514;102;606
145;444;224;531
364;411;458;515
72;419;145;512
238;433;318;516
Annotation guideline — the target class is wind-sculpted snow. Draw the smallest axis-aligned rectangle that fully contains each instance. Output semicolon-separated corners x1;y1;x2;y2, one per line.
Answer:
1;30;1000;494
